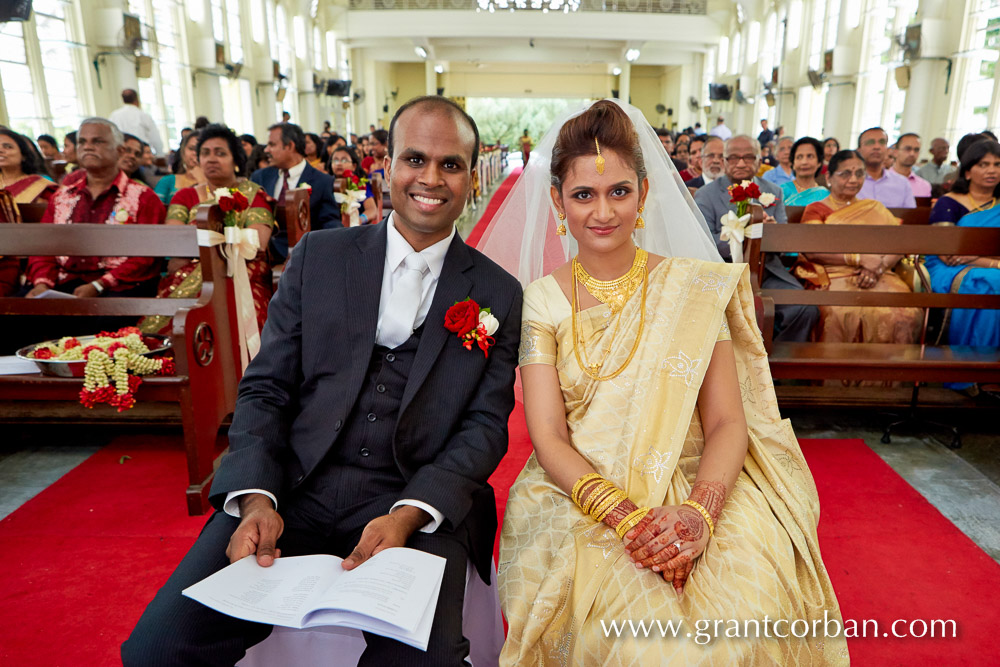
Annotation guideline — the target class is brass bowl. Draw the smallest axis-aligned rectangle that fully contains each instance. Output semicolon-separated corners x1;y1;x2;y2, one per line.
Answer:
15;334;172;378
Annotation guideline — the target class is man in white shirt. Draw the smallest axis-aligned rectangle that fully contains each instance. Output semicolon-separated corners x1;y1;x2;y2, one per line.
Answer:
710;116;732;140
123;96;523;666
108;89;164;156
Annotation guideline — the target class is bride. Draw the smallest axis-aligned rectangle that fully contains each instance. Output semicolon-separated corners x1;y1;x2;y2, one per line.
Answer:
479;100;849;665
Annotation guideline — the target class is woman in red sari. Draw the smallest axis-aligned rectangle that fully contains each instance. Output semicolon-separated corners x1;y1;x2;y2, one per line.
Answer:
0;128;57;295
139;125;274;334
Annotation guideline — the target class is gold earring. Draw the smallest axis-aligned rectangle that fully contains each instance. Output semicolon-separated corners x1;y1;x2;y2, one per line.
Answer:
635;205;645;230
556;212;567;236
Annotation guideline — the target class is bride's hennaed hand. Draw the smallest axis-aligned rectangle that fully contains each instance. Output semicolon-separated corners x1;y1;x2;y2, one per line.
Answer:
624;505;711;592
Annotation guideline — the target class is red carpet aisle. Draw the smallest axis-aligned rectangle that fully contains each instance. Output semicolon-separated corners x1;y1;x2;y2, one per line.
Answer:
464;166;521;248
1;414;998;665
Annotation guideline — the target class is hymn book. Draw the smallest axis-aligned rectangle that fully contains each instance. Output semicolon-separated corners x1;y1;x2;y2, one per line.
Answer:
182;547;446;651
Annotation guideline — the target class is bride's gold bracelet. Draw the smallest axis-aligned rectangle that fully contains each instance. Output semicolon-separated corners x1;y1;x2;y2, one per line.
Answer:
682;499;715;538
616;506;650;539
571;473;603;504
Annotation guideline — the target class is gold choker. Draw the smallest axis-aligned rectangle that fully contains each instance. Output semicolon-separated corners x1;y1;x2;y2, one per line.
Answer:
571;248;648;381
572;248;648;314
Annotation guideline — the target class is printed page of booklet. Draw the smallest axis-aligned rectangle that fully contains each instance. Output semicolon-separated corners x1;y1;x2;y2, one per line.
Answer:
182;547;446;651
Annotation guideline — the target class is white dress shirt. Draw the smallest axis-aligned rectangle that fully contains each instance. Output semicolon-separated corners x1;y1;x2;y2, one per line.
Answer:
108;104;164;156
271;158;307;199
225;213;457;533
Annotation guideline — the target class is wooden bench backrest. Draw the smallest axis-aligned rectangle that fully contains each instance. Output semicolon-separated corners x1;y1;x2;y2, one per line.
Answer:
0;205;240;387
786;205;931;225
747;223;1000;310
279;188;311;249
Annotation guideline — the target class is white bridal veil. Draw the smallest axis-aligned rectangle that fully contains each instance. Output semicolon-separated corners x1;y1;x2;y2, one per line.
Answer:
477;99;722;286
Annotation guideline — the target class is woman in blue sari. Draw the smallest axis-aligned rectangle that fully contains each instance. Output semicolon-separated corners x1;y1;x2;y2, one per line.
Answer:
781;137;829;206
925;139;1000;389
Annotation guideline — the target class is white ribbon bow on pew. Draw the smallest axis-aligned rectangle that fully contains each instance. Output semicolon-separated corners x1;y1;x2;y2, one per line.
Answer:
719;211;752;263
197;227;261;371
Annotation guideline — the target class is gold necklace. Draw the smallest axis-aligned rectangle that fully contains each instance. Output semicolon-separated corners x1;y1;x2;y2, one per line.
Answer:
572;247;648;313
571;253;648;382
829;195;855;208
967;194;997;212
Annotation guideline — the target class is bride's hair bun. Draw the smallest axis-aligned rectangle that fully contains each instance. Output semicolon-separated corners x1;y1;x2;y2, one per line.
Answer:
550;100;646;191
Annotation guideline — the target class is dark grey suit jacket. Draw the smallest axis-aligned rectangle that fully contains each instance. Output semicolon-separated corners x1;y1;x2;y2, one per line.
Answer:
211;222;523;581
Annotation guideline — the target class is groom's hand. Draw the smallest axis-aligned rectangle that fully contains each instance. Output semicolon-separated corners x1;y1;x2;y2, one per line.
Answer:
226;493;284;567
342;506;431;571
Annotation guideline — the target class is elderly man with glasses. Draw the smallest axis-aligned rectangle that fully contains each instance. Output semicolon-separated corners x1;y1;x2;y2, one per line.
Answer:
694;134;818;342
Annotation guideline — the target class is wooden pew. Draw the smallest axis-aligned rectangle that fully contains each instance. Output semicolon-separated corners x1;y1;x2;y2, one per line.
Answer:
269;189;311;289
370;172;383;221
278;188;311;249
0;205;241;514
747;221;1000;445
786;205;931;225
17;202;48;223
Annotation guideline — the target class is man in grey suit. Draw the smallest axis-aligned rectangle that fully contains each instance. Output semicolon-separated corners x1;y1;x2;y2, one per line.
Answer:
123;97;523;666
694;134;818;342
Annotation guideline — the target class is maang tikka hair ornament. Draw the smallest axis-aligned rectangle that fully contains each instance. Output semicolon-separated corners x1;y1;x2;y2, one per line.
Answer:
594;138;605;175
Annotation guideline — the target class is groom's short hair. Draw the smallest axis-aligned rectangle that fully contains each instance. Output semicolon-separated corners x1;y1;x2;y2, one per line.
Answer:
387;95;479;171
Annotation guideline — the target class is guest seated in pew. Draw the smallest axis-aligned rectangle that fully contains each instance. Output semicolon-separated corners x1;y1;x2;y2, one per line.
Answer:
780;136;829;206
762;136;795;186
684;135;724;190
695;134;819;342
0;128;58;220
252;122;337;262
119;134;154;187
2;119;165;352
247;144;270;173
925;139;1000;381
154;131;205;206
138;124;274;336
822;136;840;174
303;132;326;172
24;118;165;299
329;145;379;226
857;127;916;209
794;150;923;357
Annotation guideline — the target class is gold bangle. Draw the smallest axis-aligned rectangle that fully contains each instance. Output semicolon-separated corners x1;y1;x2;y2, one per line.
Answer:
682;499;715;538
571;473;603;505
616;506;650;538
590;489;623;520
593;490;627;523
575;480;605;510
581;481;615;513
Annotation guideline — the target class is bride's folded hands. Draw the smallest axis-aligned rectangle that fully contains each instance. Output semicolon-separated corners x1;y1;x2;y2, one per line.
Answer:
625;503;711;594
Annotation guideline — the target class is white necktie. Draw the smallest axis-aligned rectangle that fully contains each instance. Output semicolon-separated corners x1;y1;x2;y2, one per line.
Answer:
378;252;429;348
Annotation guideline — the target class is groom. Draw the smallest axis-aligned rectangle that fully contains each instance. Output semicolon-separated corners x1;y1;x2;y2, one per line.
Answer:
123;96;523;666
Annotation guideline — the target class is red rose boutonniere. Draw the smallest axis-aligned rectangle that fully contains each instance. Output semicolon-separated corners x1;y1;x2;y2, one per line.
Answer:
444;298;499;358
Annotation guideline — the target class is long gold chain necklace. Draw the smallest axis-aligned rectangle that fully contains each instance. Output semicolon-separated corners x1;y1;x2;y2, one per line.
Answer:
571;248;648;381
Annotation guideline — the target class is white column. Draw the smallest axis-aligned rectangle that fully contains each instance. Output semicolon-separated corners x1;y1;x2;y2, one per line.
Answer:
426;60;437;96
619;61;631;104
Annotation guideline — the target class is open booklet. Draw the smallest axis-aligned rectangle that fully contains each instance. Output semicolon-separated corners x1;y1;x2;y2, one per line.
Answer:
183;547;446;651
